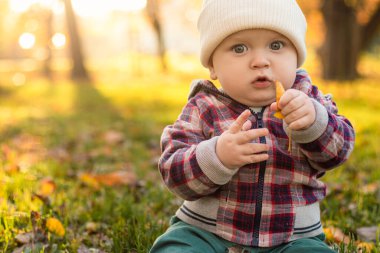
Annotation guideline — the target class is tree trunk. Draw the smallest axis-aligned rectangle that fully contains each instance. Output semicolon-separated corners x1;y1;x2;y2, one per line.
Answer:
362;4;380;50
319;1;380;81
146;0;167;72
63;0;90;81
43;9;53;78
319;0;361;80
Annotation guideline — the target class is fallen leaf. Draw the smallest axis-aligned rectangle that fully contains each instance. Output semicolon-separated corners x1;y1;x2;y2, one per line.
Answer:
357;242;375;253
103;130;124;145
36;178;56;198
79;170;137;188
15;232;33;244
45;217;65;237
361;182;379;194
2;134;46;174
2;145;19;174
356;226;380;242
85;222;100;233
79;173;101;189
95;170;137;186
323;226;351;244
3;162;19;174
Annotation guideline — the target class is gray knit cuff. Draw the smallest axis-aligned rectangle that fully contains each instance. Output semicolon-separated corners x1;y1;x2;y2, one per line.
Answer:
196;137;239;185
284;99;328;144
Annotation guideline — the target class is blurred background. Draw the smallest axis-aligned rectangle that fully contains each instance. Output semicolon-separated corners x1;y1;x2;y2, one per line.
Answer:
0;0;205;83
0;0;380;252
0;0;379;83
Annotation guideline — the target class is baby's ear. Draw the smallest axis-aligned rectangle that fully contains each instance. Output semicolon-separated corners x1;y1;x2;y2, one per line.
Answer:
208;66;217;80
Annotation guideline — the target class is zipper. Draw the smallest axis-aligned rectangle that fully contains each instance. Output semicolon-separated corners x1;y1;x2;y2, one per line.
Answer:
250;107;267;247
195;81;268;245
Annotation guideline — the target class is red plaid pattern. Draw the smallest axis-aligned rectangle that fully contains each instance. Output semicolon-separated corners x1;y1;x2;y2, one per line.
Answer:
158;69;355;247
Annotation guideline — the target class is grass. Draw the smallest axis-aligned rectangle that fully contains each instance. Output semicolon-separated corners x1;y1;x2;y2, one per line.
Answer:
0;62;379;252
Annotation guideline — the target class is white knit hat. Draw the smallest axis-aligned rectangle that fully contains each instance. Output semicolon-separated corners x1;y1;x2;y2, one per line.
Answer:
197;0;307;68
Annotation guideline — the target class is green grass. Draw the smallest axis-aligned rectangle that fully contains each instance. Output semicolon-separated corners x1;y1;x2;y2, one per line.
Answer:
0;69;379;252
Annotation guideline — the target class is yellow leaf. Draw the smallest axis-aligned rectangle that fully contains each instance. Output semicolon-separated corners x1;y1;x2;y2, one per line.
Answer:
274;80;285;119
273;111;284;119
357;242;374;253
46;217;65;237
324;227;335;241
93;170;137;187
275;80;285;102
323;227;350;244
274;81;285;114
37;178;56;197
79;173;100;189
79;170;137;188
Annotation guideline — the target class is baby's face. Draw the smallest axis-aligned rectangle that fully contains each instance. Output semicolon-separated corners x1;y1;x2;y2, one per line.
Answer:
208;29;298;107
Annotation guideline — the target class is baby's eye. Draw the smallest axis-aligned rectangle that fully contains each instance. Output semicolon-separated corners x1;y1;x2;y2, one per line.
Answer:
270;41;284;50
232;44;248;54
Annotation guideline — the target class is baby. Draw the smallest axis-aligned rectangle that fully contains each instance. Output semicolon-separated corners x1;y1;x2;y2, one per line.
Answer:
151;0;355;252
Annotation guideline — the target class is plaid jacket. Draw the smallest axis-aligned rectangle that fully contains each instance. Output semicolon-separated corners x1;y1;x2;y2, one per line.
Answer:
158;69;355;247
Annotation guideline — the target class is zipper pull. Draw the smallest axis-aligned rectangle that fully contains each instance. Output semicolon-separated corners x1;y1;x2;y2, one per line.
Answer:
256;112;263;128
249;107;265;128
256;112;262;121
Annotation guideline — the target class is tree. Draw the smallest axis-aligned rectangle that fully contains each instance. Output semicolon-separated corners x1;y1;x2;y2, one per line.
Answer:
146;0;167;72
42;8;53;78
319;0;380;80
63;0;89;81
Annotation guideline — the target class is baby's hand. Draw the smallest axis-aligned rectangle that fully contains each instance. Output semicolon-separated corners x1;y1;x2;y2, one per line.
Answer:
216;110;269;169
270;89;316;130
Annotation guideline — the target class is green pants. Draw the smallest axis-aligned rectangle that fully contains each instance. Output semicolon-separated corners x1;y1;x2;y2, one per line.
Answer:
150;217;336;253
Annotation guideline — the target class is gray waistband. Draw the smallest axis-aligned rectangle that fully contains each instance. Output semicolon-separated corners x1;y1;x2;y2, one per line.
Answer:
290;202;323;240
176;198;323;240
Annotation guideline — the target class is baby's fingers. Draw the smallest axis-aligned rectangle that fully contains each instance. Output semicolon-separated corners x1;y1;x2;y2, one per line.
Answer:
236;128;269;144
269;102;278;112
241;143;269;155
229;110;251;134
242;120;252;131
243;153;269;164
277;89;301;110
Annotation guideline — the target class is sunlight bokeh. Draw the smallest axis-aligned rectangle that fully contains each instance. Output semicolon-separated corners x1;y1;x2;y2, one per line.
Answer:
18;32;36;49
51;33;66;49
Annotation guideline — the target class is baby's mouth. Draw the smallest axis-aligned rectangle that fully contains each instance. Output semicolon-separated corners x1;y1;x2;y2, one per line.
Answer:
251;76;273;88
253;76;273;83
